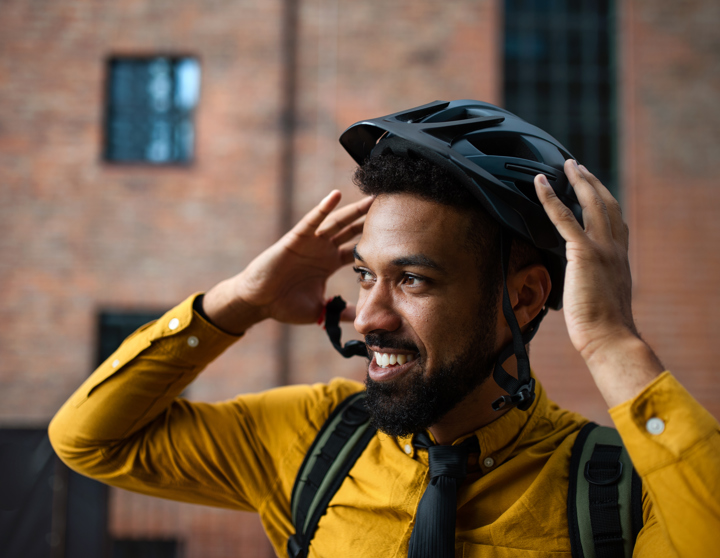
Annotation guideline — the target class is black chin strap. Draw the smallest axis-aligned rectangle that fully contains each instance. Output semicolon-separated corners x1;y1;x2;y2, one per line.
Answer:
491;231;546;412
324;296;369;358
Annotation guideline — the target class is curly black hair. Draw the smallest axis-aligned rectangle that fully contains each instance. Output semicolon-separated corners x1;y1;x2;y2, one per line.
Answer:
354;152;483;210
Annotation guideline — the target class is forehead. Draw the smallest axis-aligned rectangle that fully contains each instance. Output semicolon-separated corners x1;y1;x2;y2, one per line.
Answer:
357;193;473;264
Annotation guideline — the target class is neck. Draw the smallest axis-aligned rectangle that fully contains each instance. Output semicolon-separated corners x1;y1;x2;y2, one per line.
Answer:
428;355;518;445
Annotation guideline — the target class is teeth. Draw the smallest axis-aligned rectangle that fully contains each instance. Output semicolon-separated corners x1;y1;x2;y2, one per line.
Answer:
374;352;414;368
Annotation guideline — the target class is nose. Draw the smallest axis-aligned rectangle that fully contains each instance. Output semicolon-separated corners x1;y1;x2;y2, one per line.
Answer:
354;283;402;336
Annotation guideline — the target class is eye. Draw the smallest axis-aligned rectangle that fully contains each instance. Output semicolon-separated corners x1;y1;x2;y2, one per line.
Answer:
353;266;374;284
402;274;426;287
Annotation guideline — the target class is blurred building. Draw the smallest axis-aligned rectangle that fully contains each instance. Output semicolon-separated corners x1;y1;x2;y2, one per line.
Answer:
0;0;718;556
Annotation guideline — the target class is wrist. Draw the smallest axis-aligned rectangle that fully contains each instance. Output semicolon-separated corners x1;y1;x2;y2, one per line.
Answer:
202;277;268;335
583;332;665;408
579;325;638;365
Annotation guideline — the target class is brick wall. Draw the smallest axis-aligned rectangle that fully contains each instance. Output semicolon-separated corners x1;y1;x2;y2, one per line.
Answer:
0;0;285;424
0;0;283;555
1;0;718;556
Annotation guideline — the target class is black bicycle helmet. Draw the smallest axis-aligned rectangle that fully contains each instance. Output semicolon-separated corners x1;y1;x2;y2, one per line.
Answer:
340;99;582;309
326;100;583;412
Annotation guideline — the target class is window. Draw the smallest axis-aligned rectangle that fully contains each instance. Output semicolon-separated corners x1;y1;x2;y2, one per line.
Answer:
97;310;166;367
112;539;182;558
504;0;616;193
104;56;201;164
0;429;108;558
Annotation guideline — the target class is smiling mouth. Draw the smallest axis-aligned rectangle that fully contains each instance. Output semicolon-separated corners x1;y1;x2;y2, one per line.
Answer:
373;351;417;368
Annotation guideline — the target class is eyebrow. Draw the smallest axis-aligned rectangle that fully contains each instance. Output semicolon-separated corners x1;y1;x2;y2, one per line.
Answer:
353;245;444;271
353;245;365;262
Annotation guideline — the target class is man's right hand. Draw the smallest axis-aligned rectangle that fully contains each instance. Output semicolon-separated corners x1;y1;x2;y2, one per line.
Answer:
202;191;373;335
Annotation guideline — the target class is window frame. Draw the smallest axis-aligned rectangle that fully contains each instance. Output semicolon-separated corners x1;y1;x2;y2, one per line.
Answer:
102;55;201;167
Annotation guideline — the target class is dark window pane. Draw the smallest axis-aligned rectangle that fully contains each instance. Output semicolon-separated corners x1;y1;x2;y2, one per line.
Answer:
113;539;181;558
595;0;610;16
96;310;166;367
0;429;109;558
104;57;200;164
503;0;616;194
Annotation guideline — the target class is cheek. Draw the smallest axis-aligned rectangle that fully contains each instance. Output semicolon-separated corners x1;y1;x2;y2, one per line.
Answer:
417;292;491;345
402;299;457;345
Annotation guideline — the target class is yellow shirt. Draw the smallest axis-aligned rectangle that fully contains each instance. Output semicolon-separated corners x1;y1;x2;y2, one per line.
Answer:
49;294;720;557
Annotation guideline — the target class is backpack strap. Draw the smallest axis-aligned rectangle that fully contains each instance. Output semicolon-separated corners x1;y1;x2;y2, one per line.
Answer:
568;423;644;558
287;391;376;558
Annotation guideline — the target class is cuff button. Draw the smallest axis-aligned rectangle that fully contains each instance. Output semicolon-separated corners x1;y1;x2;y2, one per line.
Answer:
187;336;199;347
646;417;665;435
168;318;180;330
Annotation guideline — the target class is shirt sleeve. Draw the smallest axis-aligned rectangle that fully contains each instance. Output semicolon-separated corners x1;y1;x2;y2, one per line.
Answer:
48;293;362;514
609;371;720;555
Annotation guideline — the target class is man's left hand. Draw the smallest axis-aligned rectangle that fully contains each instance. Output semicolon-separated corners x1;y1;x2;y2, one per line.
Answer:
534;160;663;407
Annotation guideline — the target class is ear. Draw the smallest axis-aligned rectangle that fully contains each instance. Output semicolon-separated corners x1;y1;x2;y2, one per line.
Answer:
506;264;552;328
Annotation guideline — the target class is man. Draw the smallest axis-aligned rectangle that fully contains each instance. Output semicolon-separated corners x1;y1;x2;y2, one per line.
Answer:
50;100;718;556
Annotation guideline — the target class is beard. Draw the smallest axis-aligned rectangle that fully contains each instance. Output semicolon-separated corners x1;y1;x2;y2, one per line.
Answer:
364;301;499;438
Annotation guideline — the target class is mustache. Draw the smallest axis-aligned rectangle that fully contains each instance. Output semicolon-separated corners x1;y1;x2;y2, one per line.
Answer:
364;333;419;353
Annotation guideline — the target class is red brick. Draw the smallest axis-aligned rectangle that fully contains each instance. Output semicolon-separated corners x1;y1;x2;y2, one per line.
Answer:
1;0;718;554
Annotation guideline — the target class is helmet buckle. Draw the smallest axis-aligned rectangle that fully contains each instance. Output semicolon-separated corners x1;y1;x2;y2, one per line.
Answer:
491;378;536;412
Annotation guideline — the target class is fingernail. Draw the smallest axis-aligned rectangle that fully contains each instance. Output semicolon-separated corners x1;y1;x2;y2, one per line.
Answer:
572;159;579;169
538;174;551;188
579;164;589;173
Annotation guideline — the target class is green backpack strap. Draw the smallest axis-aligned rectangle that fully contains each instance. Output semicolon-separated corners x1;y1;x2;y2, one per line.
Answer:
568;423;644;558
287;391;376;558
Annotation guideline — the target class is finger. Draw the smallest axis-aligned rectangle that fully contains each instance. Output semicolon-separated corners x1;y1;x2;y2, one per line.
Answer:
534;173;587;243
331;216;365;246
340;304;356;322
564;160;612;239
338;241;358;266
315;196;373;238
577;164;627;244
295;190;344;234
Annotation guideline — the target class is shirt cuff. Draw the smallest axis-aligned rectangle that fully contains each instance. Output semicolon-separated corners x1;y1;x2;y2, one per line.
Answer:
609;371;720;476
144;292;243;365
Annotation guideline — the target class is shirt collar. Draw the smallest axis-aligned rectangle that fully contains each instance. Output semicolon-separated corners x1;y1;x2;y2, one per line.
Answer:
394;375;549;465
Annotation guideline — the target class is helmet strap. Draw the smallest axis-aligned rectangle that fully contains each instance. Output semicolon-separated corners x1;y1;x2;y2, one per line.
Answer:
491;231;547;412
324;296;369;358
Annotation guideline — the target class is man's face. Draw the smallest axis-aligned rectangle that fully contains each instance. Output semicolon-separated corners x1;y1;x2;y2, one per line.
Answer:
353;193;502;436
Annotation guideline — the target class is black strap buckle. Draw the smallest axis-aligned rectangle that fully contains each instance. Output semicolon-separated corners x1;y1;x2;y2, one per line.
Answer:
287;534;304;558
324;296;369;359
584;460;623;486
491;378;536;412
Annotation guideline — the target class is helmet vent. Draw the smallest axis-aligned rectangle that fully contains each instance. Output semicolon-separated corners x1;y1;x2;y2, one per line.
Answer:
467;135;539;162
438;107;494;122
